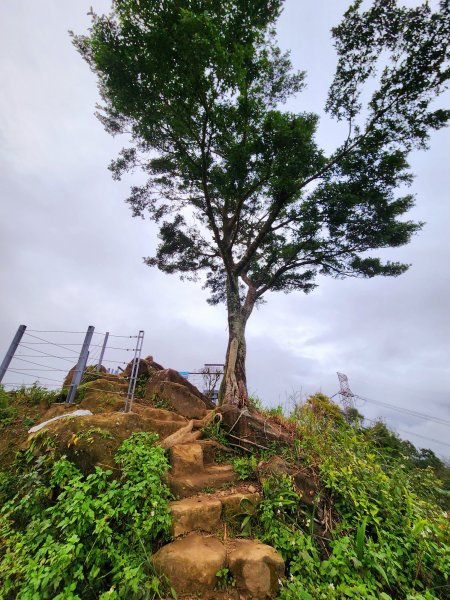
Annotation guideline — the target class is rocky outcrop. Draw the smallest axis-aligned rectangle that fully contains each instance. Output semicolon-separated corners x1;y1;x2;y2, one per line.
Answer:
143;355;164;371
122;358;153;379
78;379;127;413
146;380;210;419
26;409;187;474
148;368;208;400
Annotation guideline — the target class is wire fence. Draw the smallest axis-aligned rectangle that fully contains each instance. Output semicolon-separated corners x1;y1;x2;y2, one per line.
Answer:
1;328;448;452
1;327;139;391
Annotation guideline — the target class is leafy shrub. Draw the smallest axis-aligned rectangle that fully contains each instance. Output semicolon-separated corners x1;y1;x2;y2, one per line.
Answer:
231;454;258;480
134;374;150;399
9;383;61;406
259;405;450;600
0;404;17;428
0;432;175;599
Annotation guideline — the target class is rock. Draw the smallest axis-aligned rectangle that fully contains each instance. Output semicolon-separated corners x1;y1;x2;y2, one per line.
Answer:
218;405;292;449
26;410;186;474
147;368;213;406
79;379;127;413
170;496;222;536
122;358;153;379
227;539;285;599
145;380;209;419
248;485;256;494
153;533;227;594
143;355;165;371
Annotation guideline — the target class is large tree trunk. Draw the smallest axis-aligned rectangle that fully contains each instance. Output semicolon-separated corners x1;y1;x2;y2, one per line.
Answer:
219;279;254;407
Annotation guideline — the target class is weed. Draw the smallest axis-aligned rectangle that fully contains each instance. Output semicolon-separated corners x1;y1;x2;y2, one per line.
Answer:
9;383;60;406
201;416;229;446
75;427;115;444
133;374;150;399
215;567;235;591
0;404;18;428
248;394;263;412
151;393;171;410
231;454;258;480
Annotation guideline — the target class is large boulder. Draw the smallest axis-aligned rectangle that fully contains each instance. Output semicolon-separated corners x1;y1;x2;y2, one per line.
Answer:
227;539;285;599
145;380;210;419
26;409;187;474
78;379;127;413
122;358;153;379
147;368;214;407
153;533;227;594
218;405;293;449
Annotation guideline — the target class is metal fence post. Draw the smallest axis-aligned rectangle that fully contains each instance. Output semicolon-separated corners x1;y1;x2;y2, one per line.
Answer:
97;332;109;370
124;330;145;413
66;325;95;404
0;325;27;384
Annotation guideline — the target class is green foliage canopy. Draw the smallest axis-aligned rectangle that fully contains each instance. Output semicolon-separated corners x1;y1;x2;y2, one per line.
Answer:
73;0;450;307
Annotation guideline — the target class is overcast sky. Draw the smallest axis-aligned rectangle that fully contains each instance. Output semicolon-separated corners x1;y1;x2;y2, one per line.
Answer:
1;1;449;457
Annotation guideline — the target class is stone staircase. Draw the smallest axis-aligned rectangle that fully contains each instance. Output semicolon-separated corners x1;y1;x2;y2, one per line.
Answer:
153;440;285;599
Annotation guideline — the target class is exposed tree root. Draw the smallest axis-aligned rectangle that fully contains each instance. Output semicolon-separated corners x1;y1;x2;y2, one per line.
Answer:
161;411;221;449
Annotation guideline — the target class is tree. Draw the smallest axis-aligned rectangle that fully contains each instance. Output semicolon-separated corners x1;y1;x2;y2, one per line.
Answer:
201;365;223;402
73;0;449;406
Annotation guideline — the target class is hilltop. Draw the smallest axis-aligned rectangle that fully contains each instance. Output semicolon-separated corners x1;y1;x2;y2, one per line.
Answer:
0;358;449;599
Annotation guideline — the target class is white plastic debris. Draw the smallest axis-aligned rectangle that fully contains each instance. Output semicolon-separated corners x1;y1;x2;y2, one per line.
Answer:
28;410;93;433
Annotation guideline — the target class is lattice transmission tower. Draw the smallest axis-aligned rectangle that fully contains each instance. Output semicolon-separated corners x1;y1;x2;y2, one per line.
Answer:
337;372;357;410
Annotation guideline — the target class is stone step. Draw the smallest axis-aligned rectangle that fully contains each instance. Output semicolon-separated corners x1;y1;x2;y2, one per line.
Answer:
170;489;261;537
169;464;238;499
153;533;226;596
170;496;222;537
197;439;233;466
153;533;285;599
170;442;204;474
169;440;233;474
